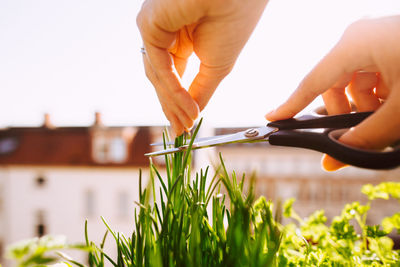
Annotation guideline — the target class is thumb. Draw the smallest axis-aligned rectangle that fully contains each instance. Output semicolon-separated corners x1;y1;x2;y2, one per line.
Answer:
322;89;400;171
189;63;232;110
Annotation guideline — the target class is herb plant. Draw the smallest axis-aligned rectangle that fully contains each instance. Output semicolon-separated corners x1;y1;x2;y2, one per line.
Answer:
85;120;281;267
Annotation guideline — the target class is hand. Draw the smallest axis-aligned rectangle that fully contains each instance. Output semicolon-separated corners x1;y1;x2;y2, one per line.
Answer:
266;16;400;171
137;0;269;135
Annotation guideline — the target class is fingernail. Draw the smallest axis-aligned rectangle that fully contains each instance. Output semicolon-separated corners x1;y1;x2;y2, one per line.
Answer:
265;109;276;120
171;126;183;137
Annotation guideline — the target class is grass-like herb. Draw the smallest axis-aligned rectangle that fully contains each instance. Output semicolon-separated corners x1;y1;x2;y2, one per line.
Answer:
82;120;281;267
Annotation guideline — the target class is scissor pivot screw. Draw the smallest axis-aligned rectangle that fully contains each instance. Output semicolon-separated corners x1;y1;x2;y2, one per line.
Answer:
244;128;259;138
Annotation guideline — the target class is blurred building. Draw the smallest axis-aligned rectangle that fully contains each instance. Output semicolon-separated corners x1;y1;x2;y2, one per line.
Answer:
0;119;399;265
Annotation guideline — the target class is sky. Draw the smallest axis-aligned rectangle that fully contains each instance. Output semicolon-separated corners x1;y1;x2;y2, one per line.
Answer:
1;0;399;129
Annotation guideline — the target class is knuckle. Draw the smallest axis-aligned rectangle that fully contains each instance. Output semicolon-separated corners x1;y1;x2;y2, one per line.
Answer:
190;106;199;120
285;106;302;118
161;105;172;119
144;68;153;80
345;19;370;35
136;13;142;28
202;63;233;80
298;78;320;100
136;9;145;30
341;19;373;45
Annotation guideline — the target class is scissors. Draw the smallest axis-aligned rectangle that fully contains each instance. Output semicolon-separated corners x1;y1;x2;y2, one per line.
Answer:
145;108;400;170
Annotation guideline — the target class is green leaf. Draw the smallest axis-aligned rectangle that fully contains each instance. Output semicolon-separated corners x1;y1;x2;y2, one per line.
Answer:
283;198;295;218
361;183;389;200
382;212;400;234
366;225;387;238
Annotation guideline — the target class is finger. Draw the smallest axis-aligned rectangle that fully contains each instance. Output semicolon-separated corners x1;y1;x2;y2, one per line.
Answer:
266;20;372;121
145;44;199;119
159;94;195;133
323;87;400;171
322;73;353;115
137;1;203;134
265;50;351;121
162;108;185;136
172;55;189;77
142;51;196;134
144;44;200;129
142;52;182;131
375;73;390;100
320;73;352;170
189;63;232;110
165;103;195;131
347;72;381;112
142;51;160;88
322;71;378;170
169;26;195;77
321;154;347;171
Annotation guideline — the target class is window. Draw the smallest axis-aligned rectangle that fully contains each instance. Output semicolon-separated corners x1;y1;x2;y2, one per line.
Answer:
93;137;108;163
35;175;46;187
109;138;127;163
93;136;128;164
35;210;46;237
0;137;18;155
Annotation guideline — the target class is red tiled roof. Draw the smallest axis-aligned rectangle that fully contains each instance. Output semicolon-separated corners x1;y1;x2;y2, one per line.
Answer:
0;126;152;167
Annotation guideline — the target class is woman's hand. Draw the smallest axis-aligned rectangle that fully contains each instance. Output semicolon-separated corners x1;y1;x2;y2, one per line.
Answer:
137;0;269;135
266;16;400;171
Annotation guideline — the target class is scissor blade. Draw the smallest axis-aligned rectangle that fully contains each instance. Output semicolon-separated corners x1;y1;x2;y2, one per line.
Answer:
145;147;185;157
145;126;278;157
150;134;232;146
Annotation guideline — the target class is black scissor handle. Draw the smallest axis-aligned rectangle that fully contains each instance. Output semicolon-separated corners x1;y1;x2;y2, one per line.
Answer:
267;111;373;130
268;128;400;170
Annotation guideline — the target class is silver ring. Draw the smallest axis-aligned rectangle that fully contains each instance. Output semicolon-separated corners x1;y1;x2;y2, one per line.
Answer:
140;47;146;55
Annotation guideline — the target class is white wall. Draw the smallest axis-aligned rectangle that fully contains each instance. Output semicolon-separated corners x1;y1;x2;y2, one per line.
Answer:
0;166;155;266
